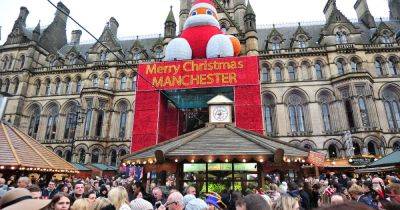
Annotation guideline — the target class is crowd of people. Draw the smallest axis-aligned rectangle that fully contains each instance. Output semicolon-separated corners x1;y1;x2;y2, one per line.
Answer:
0;172;399;210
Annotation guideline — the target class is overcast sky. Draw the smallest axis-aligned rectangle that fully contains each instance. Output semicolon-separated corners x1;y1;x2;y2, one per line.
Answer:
0;0;391;45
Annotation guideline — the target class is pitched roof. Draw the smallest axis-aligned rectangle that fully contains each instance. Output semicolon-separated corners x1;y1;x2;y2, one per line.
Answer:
123;124;308;162
367;151;400;167
0;122;77;173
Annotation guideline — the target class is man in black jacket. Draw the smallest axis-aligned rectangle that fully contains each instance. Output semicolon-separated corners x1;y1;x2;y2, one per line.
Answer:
41;181;58;199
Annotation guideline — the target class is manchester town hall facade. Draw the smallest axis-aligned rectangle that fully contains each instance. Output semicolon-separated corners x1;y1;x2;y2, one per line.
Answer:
1;0;400;167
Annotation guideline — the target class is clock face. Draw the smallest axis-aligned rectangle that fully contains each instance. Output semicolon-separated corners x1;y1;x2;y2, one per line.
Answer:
212;106;229;122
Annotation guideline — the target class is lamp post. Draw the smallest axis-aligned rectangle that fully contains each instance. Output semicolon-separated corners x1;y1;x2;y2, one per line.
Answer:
70;104;85;163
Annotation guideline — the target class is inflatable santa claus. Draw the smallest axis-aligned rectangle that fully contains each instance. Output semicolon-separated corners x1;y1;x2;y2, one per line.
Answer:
164;0;241;61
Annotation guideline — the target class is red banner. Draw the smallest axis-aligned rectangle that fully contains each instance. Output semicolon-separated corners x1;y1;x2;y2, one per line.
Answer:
307;151;326;167
137;56;259;91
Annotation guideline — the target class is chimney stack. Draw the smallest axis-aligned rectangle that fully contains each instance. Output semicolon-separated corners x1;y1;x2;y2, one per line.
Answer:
108;17;119;36
54;1;70;23
18;7;29;26
323;0;337;20
71;30;82;45
354;0;376;28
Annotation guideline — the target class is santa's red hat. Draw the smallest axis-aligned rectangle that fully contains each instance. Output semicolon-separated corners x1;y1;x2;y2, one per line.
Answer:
190;0;217;14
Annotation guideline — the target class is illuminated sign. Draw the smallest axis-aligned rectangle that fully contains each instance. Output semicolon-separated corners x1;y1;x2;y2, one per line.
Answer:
138;56;259;91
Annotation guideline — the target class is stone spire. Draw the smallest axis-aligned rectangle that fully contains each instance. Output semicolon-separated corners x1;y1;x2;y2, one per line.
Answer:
244;0;258;56
164;6;177;40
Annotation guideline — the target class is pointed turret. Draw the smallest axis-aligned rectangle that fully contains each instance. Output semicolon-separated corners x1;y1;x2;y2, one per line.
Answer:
164;6;177;39
244;0;258;56
234;0;246;31
244;0;256;32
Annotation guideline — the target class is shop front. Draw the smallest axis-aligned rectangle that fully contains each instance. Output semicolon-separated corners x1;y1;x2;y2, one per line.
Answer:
123;96;309;193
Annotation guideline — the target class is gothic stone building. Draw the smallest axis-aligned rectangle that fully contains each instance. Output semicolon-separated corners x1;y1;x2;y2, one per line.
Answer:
1;0;400;166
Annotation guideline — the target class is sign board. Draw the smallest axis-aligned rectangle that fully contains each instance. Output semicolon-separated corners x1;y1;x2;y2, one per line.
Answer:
137;56;259;91
307;151;326;167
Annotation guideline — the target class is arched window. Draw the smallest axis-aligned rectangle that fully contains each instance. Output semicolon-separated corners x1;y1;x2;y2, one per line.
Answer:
263;94;275;134
118;103;128;138
104;74;110;89
28;106;41;138
375;59;384;76
76;77;82;93
353;141;362;155
288;63;296;81
328;144;338;158
65;150;72;162
119;150;127;158
367;141;378;155
393;141;400;151
350;58;362;72
2;56;9;70
65;78;72;94
92;75;99;87
8;56;13;69
19;55;25;69
45;105;59;140
45;79;51;96
315;62;323;79
91;149;100;163
275;66;282;81
13;78;19;94
56;150;63;157
95;101;105;137
34;80;41;96
358;97;370;127
110;150;117;166
78;149;86;164
298;35;307;49
120;74;127;90
336;30;348;44
64;104;78;139
154;47;163;59
336;59;345;75
382;31;392;44
321;103;331;131
388;57;399;75
4;79;10;93
84;99;93;136
131;75;137;91
261;65;270;82
287;92;307;133
56;78;61;95
55;78;61;95
383;87;400;129
133;49;141;60
271;37;281;51
100;51;107;61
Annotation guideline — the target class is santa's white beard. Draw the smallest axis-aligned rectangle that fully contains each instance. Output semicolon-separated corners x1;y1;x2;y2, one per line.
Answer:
183;14;220;30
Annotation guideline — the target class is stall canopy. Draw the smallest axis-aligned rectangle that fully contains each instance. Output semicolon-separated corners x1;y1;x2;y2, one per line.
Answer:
0;122;78;173
367;151;400;168
123;124;308;164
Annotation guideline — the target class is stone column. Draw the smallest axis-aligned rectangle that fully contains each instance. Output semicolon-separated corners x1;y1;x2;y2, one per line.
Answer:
309;102;323;134
276;103;288;135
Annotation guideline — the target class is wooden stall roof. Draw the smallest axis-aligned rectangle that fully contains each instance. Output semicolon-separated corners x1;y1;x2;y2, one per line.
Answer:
123;124;308;162
0;122;77;173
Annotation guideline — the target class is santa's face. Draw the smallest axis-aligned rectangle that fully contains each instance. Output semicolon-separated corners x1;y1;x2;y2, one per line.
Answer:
183;5;220;30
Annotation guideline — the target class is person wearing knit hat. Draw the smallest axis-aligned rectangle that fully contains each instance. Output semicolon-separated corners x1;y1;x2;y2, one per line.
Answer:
129;197;153;210
186;198;208;210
